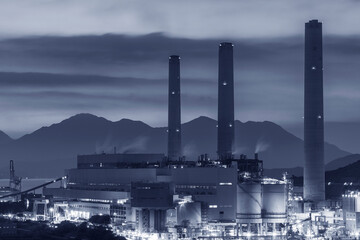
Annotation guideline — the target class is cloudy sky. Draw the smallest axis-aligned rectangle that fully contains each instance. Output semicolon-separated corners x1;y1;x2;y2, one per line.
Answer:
0;0;360;138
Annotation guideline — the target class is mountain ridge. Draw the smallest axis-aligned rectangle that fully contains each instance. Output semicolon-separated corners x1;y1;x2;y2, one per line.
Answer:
0;113;350;178
0;131;13;145
264;154;360;179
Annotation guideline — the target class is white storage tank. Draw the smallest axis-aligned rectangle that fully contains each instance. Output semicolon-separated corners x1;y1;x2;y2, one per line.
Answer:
237;183;262;220
262;184;287;219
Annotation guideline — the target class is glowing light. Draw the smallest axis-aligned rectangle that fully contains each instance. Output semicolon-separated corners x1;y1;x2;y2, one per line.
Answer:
117;199;128;204
245;232;252;237
219;182;232;186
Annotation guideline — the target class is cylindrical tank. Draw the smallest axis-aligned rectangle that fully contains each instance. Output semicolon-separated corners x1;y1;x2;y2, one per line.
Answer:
237;183;262;219
262;184;287;219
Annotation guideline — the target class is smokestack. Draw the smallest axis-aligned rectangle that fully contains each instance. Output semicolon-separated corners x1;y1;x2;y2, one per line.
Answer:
217;42;235;160
10;160;14;181
167;55;182;161
304;20;325;202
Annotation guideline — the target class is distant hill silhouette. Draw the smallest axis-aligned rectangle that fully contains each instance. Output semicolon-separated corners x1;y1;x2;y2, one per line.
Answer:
325;159;360;199
326;159;360;183
287;159;360;199
326;154;360;171
284;122;360;153
0;113;350;177
264;154;360;179
0;131;12;145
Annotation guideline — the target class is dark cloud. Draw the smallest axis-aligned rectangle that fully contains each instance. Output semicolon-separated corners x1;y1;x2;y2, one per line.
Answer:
0;33;359;138
1;0;360;39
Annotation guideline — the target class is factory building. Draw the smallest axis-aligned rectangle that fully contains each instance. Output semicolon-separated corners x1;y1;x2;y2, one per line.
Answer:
43;44;288;238
304;19;325;203
44;153;288;236
44;154;238;224
342;190;360;235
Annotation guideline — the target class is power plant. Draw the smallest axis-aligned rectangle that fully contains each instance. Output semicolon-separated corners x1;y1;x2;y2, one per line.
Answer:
40;42;290;238
304;19;325;203
1;19;359;239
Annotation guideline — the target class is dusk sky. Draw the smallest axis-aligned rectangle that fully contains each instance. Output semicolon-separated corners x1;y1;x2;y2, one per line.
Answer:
0;0;360;138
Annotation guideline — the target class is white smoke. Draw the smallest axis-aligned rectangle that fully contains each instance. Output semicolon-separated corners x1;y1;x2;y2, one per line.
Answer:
182;144;197;158
255;137;270;153
118;137;149;154
233;146;247;155
95;134;149;154
95;133;114;153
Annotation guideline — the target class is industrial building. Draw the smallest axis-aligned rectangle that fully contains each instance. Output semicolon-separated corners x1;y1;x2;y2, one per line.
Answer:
44;153;288;237
342;190;360;235
42;42;289;238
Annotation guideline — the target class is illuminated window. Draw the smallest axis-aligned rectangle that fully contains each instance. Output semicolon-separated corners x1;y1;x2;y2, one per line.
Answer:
209;205;218;208
223;82;227;86
312;66;316;70
219;182;232;186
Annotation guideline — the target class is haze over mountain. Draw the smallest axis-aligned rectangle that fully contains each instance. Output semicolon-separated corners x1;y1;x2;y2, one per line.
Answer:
0;113;349;178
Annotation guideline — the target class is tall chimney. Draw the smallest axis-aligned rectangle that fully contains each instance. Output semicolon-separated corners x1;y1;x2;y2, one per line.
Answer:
217;42;235;160
304;20;325;202
168;55;182;161
9;160;14;182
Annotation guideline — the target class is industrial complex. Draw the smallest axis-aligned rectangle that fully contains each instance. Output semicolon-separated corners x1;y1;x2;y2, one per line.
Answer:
1;20;359;239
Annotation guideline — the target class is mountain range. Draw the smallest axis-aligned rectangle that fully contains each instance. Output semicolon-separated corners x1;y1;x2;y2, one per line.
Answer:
284;122;360;153
264;154;360;179
0;113;350;178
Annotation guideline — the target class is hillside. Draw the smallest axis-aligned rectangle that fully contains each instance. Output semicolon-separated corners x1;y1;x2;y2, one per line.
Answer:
0;114;349;177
